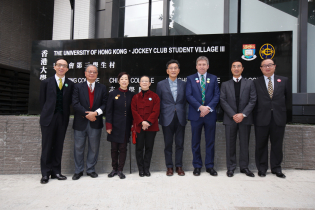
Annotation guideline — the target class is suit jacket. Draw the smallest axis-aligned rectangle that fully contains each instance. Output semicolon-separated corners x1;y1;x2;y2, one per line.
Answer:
253;75;291;126
39;76;74;127
131;90;160;133
156;78;187;127
105;89;135;143
186;72;220;121
220;78;257;125
72;81;108;131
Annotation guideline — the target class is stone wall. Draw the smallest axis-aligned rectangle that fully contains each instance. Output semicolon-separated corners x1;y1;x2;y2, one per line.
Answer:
0;116;314;174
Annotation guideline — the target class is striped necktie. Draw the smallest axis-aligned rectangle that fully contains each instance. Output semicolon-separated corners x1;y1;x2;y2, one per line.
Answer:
268;77;273;99
201;75;205;105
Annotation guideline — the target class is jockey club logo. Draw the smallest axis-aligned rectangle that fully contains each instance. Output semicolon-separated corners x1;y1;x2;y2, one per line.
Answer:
241;44;257;61
259;43;275;59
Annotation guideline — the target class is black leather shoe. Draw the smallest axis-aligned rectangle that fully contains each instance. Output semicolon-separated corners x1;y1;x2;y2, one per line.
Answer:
117;171;126;179
87;172;98;178
144;170;151;177
240;168;255;177
272;171;286;178
40;176;49;184
108;170;117;178
72;172;83;180
258;171;266;177
139;171;145;177
193;168;201;176
51;174;67;180
206;168;218;176
226;170;234;177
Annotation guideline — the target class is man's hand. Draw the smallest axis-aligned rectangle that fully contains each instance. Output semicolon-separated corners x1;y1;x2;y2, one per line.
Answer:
142;121;150;130
233;113;244;123
85;111;97;122
106;129;112;134
199;105;210;117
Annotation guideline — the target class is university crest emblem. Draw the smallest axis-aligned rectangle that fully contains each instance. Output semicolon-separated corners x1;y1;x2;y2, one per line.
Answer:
241;44;257;61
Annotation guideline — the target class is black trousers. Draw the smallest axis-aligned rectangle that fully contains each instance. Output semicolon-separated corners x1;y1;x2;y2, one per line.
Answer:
225;123;251;171
255;112;285;173
135;130;157;171
40;112;68;176
111;132;128;171
162;112;185;168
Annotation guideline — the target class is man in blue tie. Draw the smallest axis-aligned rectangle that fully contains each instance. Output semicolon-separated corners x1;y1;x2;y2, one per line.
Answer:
186;56;220;176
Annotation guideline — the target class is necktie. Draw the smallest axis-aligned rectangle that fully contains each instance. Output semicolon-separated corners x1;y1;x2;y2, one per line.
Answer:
89;84;93;92
268;77;273;99
201;75;205;105
58;78;62;90
236;78;239;83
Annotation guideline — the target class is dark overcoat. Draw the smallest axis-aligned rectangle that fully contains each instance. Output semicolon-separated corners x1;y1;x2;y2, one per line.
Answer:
106;89;135;143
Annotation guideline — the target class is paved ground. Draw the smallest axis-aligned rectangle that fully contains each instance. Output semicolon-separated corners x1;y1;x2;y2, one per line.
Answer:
1;169;315;210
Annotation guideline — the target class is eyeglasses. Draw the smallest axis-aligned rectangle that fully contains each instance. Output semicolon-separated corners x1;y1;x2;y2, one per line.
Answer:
168;67;179;70
87;71;98;74
261;64;275;68
56;64;67;68
232;65;242;69
140;81;150;83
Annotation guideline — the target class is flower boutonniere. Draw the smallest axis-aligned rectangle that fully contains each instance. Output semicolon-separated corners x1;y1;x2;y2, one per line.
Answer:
277;79;281;82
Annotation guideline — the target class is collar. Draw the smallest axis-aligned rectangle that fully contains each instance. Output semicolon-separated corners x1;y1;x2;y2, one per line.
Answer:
119;87;128;92
264;74;274;80
87;80;95;87
168;78;177;83
233;75;242;82
197;72;207;79
55;74;65;84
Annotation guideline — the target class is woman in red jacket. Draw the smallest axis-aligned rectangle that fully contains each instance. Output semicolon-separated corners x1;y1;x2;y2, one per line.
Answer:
131;75;160;177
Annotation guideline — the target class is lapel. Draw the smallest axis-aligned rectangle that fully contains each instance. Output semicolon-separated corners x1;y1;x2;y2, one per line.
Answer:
227;79;236;102
50;76;57;95
239;78;246;98
93;82;100;107
164;78;173;98
63;78;68;96
193;73;202;94
205;73;211;93
273;74;280;98
175;79;182;103
83;81;90;105
258;76;270;97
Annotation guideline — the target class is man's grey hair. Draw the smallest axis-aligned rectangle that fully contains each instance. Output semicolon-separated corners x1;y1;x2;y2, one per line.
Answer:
85;64;98;72
196;56;209;65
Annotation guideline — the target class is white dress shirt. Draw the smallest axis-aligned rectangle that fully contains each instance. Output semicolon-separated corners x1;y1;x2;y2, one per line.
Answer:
87;80;103;115
264;74;274;90
55;74;65;86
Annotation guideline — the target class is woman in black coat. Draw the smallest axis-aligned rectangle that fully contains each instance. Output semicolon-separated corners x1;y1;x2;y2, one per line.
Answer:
106;72;135;179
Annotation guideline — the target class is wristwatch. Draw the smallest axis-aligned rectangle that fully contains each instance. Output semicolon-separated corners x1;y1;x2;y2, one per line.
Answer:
242;114;247;117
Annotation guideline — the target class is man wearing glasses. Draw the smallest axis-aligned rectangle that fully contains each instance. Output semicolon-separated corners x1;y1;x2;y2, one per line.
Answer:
39;58;74;184
156;59;187;176
72;64;108;180
254;58;291;178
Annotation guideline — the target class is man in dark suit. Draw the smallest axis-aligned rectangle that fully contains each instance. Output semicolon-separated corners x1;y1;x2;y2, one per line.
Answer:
254;58;291;178
220;60;256;178
39;58;74;184
156;59;187;176
71;64;107;180
186;56;220;176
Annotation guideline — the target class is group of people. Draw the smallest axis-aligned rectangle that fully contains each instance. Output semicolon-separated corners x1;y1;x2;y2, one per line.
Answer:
39;56;290;184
